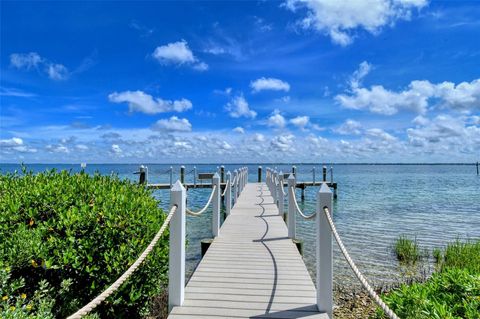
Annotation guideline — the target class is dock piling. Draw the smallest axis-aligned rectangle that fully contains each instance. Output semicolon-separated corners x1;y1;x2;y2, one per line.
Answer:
169;166;173;187
292;165;297;178
220;166;225;184
322;166;327;182
258;166;262;183
138;165;146;184
180;166;185;184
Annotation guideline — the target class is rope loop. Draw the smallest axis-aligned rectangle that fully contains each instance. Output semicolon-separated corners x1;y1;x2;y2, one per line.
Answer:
290;187;316;219
67;205;178;319
185;185;217;216
322;207;400;319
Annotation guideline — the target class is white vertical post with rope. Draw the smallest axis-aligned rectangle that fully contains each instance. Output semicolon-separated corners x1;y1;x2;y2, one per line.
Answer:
233;170;238;203
225;171;231;216
168;181;186;311
278;171;284;216
287;174;296;239
317;183;333;317
212;173;221;237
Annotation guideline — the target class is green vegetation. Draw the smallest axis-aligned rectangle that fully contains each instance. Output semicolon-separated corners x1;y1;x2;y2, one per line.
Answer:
0;169;169;318
393;235;421;264
378;239;480;319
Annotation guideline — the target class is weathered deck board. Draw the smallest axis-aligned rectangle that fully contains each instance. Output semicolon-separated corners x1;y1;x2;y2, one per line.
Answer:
168;182;328;319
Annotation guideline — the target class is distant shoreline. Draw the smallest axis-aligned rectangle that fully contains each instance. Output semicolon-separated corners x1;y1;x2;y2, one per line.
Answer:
0;162;478;166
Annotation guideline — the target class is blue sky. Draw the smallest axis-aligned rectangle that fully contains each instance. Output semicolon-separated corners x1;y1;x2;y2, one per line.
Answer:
1;0;479;163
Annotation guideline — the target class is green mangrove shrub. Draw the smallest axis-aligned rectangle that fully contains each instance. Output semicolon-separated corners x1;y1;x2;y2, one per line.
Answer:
0;169;169;318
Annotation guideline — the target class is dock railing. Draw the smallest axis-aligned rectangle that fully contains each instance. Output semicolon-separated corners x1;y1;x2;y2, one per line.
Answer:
266;167;399;319
68;167;249;318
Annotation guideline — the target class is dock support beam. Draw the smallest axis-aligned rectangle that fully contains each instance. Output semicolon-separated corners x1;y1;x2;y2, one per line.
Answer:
287;174;296;239
169;181;186;311
317;183;333;317
220;166;225;184
258;166;262;183
212;173;221;237
225;171;231;216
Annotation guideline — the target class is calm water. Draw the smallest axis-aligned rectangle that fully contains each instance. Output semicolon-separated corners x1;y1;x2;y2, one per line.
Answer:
1;163;479;287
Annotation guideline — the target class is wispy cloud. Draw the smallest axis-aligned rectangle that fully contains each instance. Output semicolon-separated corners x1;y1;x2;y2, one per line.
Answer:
10;52;69;80
108;90;192;114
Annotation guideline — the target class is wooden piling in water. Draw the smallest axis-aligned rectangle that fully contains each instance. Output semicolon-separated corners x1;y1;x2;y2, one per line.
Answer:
258;166;262;182
180;166;185;184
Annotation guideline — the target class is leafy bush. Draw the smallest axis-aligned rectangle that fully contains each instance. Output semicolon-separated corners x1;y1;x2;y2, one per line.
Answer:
378;267;480;319
379;239;480;319
393;235;421;264
0;169;169;318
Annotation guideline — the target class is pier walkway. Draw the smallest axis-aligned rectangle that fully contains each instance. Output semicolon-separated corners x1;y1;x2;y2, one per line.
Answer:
168;182;328;319
69;167;399;319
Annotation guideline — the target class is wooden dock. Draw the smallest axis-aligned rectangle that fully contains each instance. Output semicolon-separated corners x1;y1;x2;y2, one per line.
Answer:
168;182;328;319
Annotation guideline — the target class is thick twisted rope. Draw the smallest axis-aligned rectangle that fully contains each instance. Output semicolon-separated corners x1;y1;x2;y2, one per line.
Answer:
185;185;217;216
67;205;178;319
290;187;316;219
221;182;229;196
322;207;400;319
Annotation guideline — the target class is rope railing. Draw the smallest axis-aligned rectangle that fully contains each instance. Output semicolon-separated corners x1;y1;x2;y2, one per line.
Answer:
221;182;229;197
67;205;178;319
322;207;400;319
185;185;217;216
290;187;316;219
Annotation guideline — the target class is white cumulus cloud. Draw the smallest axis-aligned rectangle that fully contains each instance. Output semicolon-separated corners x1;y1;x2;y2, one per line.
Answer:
334;119;363;135
108;90;192;114
336;62;480;115
152;116;192;132
267;109;287;128
233;126;245;134
290;116;310;129
251;77;290;93
225;95;257;118
285;0;428;46
152;40;208;71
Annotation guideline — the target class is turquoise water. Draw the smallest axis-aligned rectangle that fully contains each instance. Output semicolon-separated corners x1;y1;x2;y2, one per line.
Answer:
1;163;479;287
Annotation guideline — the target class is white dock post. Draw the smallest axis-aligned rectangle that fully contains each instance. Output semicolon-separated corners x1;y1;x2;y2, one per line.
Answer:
233;170;238;202
169;181;186;311
278;171;284;215
193;166;197;188
287;174;296;239
273;170;278;204
212;173;221;237
317;183;333;317
226;171;232;216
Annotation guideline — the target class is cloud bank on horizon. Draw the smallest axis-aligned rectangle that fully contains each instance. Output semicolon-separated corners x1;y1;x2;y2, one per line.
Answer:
1;0;479;163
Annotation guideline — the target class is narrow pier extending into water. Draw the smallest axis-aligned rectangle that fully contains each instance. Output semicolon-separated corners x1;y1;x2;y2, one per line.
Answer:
168;182;328;318
69;167;398;319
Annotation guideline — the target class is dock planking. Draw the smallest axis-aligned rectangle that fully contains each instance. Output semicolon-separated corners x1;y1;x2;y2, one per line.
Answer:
168;183;329;319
